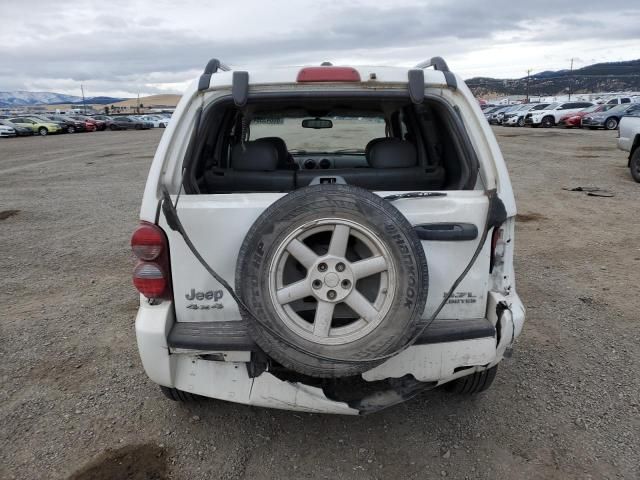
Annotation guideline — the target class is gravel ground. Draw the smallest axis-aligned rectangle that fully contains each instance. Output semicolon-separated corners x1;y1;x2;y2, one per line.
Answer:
1;127;638;480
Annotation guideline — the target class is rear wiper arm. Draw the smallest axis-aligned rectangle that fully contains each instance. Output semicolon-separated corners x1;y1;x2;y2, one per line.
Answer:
383;192;447;201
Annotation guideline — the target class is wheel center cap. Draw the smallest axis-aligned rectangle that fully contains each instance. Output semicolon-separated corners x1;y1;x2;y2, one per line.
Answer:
324;272;339;288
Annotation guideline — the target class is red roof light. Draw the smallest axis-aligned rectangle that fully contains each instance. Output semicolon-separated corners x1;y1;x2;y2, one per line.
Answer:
297;66;361;83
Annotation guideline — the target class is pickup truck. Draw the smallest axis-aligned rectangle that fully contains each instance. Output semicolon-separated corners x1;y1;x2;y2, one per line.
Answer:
618;115;640;182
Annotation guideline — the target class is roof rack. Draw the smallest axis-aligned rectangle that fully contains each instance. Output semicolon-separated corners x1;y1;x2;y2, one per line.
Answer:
198;58;232;91
414;56;457;90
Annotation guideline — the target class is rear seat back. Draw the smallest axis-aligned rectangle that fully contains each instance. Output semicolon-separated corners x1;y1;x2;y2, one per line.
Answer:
205;138;445;193
204;141;295;192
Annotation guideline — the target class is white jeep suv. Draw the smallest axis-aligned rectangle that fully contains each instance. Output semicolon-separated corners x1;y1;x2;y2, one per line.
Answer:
132;57;525;414
525;101;593;128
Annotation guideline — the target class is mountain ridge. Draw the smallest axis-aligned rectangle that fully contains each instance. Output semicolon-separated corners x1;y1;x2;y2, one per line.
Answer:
466;59;640;97
0;91;126;107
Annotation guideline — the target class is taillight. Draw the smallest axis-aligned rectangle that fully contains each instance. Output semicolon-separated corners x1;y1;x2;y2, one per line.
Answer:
489;226;504;273
296;66;361;82
131;222;171;299
133;262;167;298
131;223;164;260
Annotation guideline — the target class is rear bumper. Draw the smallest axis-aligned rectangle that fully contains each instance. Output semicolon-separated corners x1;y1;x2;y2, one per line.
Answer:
135;291;525;414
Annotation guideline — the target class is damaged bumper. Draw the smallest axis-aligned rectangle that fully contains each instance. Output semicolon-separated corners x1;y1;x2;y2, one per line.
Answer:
135;291;525;414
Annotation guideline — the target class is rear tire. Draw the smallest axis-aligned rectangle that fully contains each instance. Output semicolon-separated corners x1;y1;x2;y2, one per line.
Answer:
68;126;76;133
445;365;498;394
38;127;48;136
109;124;118;131
517;117;525;127
605;117;619;130
541;116;555;128
630;149;640;183
159;386;199;402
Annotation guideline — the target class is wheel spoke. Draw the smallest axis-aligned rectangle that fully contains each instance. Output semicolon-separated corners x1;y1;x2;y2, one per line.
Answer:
286;238;319;269
328;224;350;257
313;301;335;337
344;290;379;323
351;255;388;280
276;280;312;305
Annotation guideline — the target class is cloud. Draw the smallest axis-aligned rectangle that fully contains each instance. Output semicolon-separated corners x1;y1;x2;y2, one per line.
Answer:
0;0;639;96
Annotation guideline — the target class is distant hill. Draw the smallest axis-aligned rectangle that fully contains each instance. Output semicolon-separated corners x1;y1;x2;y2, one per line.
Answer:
0;91;126;107
110;94;180;108
0;91;80;107
466;59;640;97
63;96;125;106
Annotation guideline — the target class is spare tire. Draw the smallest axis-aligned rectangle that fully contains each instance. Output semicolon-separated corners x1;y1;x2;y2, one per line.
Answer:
236;184;428;377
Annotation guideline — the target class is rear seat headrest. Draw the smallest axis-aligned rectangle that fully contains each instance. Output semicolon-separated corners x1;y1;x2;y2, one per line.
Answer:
231;141;279;171
366;138;417;169
253;137;292;168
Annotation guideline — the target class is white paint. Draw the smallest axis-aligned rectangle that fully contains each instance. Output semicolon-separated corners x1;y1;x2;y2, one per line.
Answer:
618;116;640;153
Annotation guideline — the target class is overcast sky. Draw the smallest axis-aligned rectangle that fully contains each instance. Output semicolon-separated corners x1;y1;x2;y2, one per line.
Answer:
1;0;639;97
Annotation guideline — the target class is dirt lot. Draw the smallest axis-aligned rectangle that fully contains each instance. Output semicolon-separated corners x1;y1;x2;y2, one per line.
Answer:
1;127;638;480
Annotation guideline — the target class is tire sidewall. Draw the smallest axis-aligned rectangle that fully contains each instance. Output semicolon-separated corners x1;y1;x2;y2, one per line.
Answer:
605;118;618;130
236;185;428;377
630;150;640;183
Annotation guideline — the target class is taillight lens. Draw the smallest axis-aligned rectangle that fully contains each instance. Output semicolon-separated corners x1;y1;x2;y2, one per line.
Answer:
131;223;164;260
131;222;171;299
133;262;167;297
489;226;504;273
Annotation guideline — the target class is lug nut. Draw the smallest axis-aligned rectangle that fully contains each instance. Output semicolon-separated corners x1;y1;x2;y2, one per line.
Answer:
336;262;345;272
327;290;337;300
312;279;322;289
318;262;328;272
341;279;351;289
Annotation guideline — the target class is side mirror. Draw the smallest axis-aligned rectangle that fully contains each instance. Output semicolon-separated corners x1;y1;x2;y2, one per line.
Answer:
302;118;333;129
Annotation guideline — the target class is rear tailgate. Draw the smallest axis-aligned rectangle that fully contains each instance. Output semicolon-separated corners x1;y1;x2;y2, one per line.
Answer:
160;190;490;322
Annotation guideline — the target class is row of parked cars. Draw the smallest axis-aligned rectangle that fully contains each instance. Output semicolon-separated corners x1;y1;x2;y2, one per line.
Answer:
483;101;640;130
0;113;172;137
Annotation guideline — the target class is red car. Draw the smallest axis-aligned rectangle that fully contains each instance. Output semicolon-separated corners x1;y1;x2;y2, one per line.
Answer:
71;115;106;131
558;104;615;128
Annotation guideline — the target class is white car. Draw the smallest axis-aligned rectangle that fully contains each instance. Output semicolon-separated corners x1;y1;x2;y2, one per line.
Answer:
140;115;170;128
525;101;594;127
617;115;640;182
0;124;16;137
132;57;525;414
606;97;639;105
502;103;550;127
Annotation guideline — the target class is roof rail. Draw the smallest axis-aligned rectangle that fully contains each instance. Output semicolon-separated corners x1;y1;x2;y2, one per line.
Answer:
414;56;457;90
198;58;232;91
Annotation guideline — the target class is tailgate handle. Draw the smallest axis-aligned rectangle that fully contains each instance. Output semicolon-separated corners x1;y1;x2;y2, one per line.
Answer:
413;223;478;241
